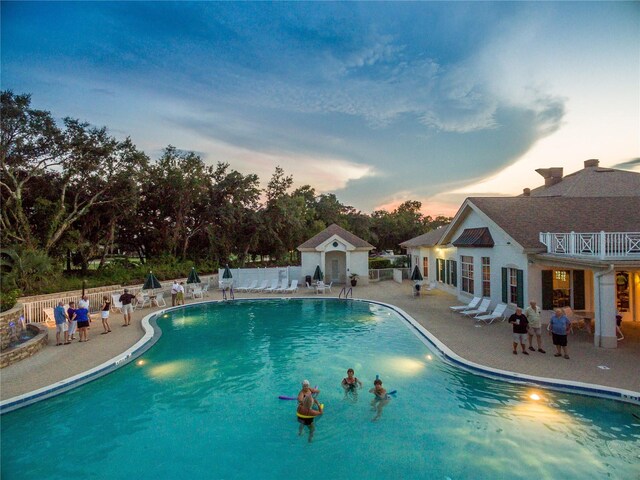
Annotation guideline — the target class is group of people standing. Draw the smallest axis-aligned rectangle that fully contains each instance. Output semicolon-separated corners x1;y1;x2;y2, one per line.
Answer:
52;295;111;344
51;289;141;345
296;369;393;442
508;301;572;359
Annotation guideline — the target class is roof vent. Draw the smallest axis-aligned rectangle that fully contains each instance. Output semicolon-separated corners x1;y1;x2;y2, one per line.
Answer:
522;188;531;197
535;167;564;187
584;159;599;168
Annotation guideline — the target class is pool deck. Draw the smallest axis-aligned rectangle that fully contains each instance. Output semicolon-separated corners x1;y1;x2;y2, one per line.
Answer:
2;281;639;403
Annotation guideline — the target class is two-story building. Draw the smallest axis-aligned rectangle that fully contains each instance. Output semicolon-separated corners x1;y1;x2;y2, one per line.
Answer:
401;160;640;348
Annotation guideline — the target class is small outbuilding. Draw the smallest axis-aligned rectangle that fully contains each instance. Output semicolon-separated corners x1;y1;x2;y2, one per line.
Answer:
298;224;374;285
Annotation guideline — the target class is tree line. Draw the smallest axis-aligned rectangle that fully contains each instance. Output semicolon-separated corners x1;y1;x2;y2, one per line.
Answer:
0;91;450;298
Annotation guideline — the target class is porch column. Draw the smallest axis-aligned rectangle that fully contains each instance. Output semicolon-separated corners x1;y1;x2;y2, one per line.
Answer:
346;252;351;280
594;269;617;348
320;250;326;277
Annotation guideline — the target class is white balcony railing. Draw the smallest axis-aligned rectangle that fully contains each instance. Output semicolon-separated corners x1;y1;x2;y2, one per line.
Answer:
539;232;640;259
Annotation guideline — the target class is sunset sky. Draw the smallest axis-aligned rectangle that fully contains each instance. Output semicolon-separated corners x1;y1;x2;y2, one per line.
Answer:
2;2;638;216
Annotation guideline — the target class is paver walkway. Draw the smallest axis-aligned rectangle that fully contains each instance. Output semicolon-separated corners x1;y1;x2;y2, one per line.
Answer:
2;281;639;402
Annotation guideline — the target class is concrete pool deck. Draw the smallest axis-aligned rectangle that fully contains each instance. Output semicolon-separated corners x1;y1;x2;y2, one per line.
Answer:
2;281;639;403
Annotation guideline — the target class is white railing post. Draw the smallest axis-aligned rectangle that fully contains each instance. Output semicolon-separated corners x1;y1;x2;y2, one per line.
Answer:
600;231;606;259
569;231;575;255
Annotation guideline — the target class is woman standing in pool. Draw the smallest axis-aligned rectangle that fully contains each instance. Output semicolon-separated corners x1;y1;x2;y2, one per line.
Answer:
297;379;320;403
369;378;391;421
341;368;363;391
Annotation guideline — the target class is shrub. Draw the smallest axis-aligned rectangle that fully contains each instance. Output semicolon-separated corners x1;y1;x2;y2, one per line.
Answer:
0;289;21;312
368;258;392;269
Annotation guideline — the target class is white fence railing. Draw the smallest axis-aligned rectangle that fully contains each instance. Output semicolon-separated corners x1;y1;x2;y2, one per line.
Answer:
218;266;302;288
20;275;218;324
369;268;411;282
539;232;640;259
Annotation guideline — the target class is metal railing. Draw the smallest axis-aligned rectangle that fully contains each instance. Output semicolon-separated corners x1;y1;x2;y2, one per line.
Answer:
369;268;411;282
539;232;640;259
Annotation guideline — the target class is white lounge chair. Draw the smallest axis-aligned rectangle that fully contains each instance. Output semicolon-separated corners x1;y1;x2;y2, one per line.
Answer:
111;294;123;313
136;293;151;309
305;282;315;291
202;284;210;296
263;279;281;293
283;280;298;293
474;303;507;324
273;279;289;293
462;298;491;317
154;292;167;307
324;282;333;293
252;280;269;292
42;307;56;328
450;297;481;313
236;280;257;292
191;286;203;299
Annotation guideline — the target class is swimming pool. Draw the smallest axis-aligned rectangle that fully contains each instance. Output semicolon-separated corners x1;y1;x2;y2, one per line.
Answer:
1;299;638;479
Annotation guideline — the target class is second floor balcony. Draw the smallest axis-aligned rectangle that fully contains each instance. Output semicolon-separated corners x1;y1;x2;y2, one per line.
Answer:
539;232;640;259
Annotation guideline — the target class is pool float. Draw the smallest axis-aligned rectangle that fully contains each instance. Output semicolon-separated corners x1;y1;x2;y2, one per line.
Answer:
296;404;324;419
279;385;319;400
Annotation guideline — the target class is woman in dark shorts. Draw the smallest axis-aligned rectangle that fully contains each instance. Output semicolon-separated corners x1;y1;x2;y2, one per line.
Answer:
297;388;322;442
548;308;571;359
75;307;91;342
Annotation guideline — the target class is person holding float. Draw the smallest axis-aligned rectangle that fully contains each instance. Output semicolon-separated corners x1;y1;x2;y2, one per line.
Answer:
369;378;391;421
296;380;323;442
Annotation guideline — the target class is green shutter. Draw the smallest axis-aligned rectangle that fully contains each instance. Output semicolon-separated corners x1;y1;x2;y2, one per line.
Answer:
516;269;524;308
436;259;440;281
541;270;553;310
502;268;508;303
438;258;445;283
452;261;458;287
446;260;451;284
573;270;585;310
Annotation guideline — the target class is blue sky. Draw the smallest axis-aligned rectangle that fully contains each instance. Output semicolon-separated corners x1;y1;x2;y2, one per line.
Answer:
2;2;638;215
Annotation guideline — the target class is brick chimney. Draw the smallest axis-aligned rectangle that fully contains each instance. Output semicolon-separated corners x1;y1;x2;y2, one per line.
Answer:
535;167;564;187
522;188;531;196
584;159;599;168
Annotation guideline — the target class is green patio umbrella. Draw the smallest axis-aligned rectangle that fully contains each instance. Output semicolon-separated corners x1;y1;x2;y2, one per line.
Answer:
410;265;424;281
221;264;233;289
187;267;201;284
410;265;423;296
143;271;162;293
313;265;324;282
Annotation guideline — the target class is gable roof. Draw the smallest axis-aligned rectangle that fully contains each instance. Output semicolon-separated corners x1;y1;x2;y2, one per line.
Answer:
297;223;374;250
526;166;640;197
467;196;640;251
452;227;494;247
400;225;448;248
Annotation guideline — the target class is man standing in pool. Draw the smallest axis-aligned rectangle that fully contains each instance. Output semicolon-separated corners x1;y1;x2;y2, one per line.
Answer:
369;378;390;421
297;391;323;442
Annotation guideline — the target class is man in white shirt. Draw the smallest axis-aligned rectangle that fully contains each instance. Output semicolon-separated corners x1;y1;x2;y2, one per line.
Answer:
171;281;180;306
525;300;545;353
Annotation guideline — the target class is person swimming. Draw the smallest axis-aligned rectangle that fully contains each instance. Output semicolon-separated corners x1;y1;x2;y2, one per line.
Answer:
369;378;391;421
341;368;363;391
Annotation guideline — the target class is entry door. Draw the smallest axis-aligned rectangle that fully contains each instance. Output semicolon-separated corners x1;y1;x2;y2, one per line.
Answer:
331;259;340;282
616;271;631;321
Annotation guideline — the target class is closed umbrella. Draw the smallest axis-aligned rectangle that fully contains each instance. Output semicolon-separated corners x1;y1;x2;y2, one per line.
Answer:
411;265;423;296
221;264;233;289
143;271;162;294
187;267;201;285
313;265;324;282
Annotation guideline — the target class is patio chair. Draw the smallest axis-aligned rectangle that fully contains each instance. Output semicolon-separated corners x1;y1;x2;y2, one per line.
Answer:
283;279;298;293
324;282;333;293
474;303;507;325
111;294;123;313
252;280;269;292
462;298;491;317
264;279;281;293
192;286;204;299
450;297;481;313
154;292;167;307
305;282;315;291
136;293;151;309
42;307;56;328
202;284;210;296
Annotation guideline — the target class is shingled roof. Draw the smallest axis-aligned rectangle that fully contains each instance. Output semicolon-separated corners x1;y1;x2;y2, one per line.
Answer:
467;196;640;251
298;224;374;250
400;225;448;248
526;165;640;197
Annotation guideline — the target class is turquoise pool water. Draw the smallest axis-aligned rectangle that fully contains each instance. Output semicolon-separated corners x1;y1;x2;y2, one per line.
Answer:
1;299;639;479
